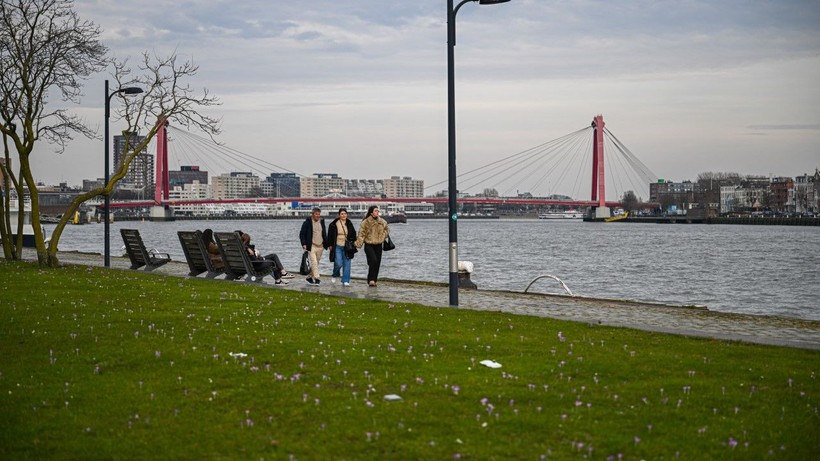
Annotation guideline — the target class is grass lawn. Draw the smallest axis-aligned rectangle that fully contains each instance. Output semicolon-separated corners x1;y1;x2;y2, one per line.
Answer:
0;260;817;460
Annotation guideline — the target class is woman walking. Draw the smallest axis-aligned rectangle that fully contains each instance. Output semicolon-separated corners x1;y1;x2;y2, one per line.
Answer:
355;205;390;287
327;208;357;286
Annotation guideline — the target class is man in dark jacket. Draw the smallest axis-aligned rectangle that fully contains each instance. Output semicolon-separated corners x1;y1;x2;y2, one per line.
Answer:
299;207;327;285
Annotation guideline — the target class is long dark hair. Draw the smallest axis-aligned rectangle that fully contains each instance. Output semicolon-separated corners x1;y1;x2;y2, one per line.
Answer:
365;205;378;219
202;228;214;245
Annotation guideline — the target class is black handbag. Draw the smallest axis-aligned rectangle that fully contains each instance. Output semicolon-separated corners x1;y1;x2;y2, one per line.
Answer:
382;235;395;251
299;250;311;275
344;239;357;259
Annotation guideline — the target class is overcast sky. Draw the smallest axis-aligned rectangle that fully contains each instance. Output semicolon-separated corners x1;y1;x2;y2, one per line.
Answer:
29;0;820;199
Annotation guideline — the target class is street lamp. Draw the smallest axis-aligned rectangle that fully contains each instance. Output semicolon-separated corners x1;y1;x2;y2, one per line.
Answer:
104;80;143;267
447;0;510;306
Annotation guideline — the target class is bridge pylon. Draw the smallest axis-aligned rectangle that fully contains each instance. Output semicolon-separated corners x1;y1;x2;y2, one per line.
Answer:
151;118;174;221
590;114;611;218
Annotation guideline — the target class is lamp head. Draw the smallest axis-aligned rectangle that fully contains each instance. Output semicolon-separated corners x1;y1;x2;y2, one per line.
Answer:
478;0;511;4
121;87;143;95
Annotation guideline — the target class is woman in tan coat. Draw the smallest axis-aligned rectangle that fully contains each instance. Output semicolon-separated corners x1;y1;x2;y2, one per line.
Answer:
355;205;390;287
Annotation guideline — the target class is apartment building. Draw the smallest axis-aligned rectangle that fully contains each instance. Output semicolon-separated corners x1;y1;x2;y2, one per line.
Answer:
210;172;260;200
383;176;424;198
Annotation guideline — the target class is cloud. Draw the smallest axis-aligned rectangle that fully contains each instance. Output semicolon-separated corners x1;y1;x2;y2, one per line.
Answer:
747;124;820;131
27;0;820;189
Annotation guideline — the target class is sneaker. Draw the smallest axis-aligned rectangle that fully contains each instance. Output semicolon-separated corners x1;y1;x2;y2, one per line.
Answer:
314;279;321;285
275;278;288;285
306;277;316;285
342;282;350;287
281;271;295;279
368;281;376;287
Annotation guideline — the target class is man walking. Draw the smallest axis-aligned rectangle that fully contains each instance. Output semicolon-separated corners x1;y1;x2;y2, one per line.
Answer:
299;207;327;285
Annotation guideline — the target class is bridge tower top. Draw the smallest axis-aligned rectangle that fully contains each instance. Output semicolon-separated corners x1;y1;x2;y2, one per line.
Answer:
154;118;170;205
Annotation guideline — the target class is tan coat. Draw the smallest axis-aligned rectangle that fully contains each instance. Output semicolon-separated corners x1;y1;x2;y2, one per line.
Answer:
355;216;389;247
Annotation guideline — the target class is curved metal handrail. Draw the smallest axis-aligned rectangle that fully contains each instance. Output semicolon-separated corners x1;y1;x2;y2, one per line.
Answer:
524;274;573;296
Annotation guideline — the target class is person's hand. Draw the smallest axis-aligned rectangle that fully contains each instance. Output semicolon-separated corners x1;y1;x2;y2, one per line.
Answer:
302;245;307;250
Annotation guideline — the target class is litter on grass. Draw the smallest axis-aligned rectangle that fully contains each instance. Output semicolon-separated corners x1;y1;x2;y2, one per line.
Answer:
383;394;403;401
479;360;502;369
229;352;248;358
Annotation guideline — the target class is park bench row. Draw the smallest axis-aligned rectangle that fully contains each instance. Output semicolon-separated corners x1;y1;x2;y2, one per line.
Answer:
120;229;278;282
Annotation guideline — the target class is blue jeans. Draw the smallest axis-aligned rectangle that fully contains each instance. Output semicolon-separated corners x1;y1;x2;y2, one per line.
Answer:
333;245;352;283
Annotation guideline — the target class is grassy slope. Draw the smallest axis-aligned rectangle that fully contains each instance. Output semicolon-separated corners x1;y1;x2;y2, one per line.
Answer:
0;260;817;460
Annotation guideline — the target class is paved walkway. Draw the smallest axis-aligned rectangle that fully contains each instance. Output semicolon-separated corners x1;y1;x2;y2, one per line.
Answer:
20;250;820;350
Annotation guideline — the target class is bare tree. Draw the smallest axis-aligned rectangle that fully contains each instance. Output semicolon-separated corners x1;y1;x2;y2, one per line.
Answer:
0;0;108;262
45;53;221;266
621;190;639;213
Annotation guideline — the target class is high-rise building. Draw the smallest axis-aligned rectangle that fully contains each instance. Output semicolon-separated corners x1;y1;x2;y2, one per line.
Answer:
169;165;208;188
113;132;153;193
383;176;424;198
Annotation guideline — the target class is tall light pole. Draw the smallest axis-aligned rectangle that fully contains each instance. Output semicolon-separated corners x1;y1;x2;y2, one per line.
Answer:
104;80;143;267
447;0;510;306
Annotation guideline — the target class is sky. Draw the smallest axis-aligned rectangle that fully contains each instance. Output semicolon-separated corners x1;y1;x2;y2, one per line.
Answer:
29;0;820;199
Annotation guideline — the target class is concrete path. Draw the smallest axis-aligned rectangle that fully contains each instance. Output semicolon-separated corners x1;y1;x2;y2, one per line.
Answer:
20;250;820;350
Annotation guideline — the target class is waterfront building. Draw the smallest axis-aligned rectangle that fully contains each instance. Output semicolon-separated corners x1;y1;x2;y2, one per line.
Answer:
168;180;211;216
650;179;694;213
210;172;261;200
300;173;344;198
383;176;424;198
770;177;793;212
169;165;208;188
263;172;300;197
793;170;819;214
113;132;153;195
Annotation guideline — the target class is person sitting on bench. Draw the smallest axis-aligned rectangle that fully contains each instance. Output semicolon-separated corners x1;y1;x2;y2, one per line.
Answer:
238;232;291;284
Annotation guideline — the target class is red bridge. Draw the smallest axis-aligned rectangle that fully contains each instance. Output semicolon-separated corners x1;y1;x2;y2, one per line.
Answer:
108;114;657;213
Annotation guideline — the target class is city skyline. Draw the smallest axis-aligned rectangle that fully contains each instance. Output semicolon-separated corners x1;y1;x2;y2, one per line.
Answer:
27;0;820;189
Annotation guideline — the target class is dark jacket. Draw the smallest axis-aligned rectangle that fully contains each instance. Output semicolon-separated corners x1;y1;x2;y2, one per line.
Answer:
326;218;357;250
299;217;328;250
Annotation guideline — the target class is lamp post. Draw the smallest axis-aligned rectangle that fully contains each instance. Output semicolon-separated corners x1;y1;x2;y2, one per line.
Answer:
447;0;510;306
104;80;143;267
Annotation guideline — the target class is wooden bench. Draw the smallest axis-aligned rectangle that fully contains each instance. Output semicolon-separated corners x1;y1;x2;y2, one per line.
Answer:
120;228;171;271
214;231;274;282
177;230;225;278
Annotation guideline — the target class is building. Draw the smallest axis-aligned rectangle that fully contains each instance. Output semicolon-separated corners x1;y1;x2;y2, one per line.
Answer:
793;170;819;214
169;166;208;188
649;179;694;213
210;172;261;200
0;158;9;184
770;177;793;212
113;132;153;194
383;176;424;198
345;179;383;198
262;172;300;197
300;173;344;198
168;180;211;216
82;178;105;192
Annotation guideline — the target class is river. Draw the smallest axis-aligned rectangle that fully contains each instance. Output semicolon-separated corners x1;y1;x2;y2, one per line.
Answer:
44;219;820;321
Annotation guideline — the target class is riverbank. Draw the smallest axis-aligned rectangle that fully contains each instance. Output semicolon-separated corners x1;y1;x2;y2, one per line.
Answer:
13;248;820;350
585;215;820;226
